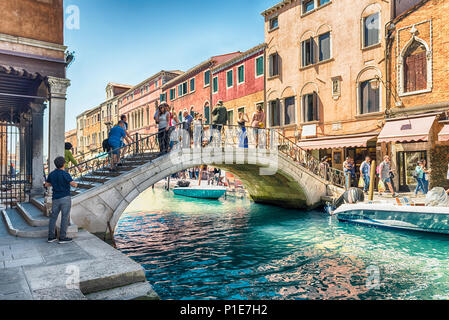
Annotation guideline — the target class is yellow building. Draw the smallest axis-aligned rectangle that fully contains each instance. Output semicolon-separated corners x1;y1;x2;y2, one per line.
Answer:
262;0;391;170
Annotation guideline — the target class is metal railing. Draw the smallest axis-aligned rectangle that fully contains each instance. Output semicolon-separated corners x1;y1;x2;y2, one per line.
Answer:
67;123;346;191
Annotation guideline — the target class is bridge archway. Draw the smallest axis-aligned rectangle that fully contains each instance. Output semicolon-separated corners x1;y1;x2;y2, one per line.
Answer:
70;148;329;235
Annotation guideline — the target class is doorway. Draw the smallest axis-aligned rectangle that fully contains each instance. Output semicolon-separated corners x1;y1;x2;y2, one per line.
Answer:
397;151;427;192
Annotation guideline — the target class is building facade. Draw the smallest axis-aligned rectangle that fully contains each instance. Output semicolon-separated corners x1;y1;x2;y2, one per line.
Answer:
119;71;183;137
65;129;77;155
161;53;241;125
262;0;394;171
383;0;449;191
0;0;70;198
211;44;266;126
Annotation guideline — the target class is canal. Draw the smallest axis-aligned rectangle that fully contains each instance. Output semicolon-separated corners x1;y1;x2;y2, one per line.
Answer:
114;186;449;300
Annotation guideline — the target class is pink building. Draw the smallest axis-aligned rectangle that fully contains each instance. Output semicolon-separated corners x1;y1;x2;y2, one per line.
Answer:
118;70;183;137
161;52;241;125
211;44;266;125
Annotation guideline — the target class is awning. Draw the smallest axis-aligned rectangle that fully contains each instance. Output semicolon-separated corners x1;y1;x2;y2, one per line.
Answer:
439;124;449;142
377;116;436;143
298;135;377;151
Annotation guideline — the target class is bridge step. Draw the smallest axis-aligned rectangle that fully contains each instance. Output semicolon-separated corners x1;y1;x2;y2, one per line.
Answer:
31;197;46;213
16;203;49;227
77;183;95;190
91;171;122;178
115;166;136;172
1;208;48;238
80;177;110;184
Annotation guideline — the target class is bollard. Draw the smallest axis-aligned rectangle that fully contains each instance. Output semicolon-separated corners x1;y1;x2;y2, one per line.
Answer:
369;160;376;201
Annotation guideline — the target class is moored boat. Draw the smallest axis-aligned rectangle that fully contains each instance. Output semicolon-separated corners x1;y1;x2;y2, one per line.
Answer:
173;186;227;200
334;202;449;235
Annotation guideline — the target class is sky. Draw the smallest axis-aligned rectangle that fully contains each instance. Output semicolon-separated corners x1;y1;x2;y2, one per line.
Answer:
62;0;279;131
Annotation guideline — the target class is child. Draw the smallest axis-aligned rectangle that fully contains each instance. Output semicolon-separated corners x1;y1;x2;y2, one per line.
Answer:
45;156;78;244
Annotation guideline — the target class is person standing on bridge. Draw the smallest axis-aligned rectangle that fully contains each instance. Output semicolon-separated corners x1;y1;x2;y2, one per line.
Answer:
156;103;170;154
210;101;228;147
251;103;266;148
119;115;134;160
108;121;127;171
45;156;78;244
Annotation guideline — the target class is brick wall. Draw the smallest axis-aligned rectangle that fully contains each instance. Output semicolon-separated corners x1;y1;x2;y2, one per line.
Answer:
430;146;449;190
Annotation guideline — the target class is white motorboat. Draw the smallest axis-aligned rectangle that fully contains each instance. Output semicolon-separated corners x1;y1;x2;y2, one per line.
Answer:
334;202;449;235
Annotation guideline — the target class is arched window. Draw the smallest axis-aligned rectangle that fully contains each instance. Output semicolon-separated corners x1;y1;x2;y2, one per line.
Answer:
404;40;427;93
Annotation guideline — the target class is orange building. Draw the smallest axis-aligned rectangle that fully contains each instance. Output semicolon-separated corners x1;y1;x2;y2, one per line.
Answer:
383;0;449;191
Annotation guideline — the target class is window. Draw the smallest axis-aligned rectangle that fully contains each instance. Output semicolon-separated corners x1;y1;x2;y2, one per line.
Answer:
269;53;280;77
238;107;245;115
178;84;182;96
404;42;427;93
190;78;195;92
319;32;331;61
303;0;315;14
284;97;296;125
213;76;218;93
204;71;211;86
182;82;188;95
319;0;330;6
303;92;319;122
204;105;210;124
359;80;380;114
155;80;159;88
256;56;264;77
237;65;245;84
269;100;281;127
160;93;167;102
178;111;183;122
170;88;176;100
227;110;234;125
363;12;380;48
269;17;278;31
227;70;234;88
302;38;316;67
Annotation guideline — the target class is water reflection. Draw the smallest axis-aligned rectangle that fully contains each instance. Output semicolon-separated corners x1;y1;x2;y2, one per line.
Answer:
115;187;449;300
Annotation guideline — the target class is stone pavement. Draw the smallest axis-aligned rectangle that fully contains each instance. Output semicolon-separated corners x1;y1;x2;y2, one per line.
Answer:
0;220;159;300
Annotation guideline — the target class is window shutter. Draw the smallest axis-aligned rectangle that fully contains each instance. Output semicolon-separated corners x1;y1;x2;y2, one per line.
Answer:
310;37;315;64
313;92;318;121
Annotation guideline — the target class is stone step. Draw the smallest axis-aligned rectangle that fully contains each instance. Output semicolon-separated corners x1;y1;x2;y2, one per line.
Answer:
31;197;46;213
80;177;110;184
115;166;136;172
77;183;95;190
85;281;159;300
1;208;48;238
16;203;49;227
92;171;122;178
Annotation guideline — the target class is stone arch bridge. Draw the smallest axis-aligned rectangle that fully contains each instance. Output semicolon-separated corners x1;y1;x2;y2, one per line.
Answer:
64;127;345;236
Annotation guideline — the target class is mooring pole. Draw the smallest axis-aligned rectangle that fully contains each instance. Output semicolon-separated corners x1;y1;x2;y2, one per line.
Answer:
369;160;376;201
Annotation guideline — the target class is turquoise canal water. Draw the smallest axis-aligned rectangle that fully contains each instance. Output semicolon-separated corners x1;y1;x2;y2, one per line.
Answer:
114;187;449;300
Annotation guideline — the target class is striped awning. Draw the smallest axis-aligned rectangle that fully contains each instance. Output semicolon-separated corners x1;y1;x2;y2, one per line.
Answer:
298;135;377;150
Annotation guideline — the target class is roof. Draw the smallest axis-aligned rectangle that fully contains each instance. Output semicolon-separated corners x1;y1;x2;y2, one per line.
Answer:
106;82;132;90
212;44;266;74
65;129;77;137
261;0;295;17
120;70;184;98
162;52;241;90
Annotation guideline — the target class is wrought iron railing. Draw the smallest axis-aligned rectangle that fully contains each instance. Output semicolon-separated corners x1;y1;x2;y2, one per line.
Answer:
67;123;346;192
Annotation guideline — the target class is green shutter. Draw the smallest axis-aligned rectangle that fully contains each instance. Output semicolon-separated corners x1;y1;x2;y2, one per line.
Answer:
190;78;195;92
238;66;244;83
256;57;264;76
205;71;210;86
227;70;233;87
213;77;218;92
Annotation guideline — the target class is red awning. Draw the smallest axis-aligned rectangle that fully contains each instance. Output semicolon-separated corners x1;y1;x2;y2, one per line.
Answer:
298;135;377;151
439;124;449;142
377;116;436;143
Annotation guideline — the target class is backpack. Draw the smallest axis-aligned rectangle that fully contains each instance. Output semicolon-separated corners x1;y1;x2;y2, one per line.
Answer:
102;139;111;152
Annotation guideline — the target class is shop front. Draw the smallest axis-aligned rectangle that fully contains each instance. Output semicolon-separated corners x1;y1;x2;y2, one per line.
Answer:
378;115;436;193
298;133;378;171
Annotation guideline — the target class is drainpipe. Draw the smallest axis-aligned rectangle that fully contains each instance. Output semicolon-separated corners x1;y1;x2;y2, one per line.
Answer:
385;20;396;119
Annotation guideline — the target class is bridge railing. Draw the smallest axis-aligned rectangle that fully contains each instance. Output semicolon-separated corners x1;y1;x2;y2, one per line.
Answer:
67;123;346;191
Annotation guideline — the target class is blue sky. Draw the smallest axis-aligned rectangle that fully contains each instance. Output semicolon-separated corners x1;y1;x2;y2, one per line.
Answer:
62;0;279;131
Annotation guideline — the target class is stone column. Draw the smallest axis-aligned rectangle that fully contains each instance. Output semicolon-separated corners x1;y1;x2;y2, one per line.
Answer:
47;76;71;172
29;103;46;197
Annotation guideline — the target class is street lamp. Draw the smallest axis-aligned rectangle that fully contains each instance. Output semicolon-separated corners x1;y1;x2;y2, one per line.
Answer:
370;75;403;109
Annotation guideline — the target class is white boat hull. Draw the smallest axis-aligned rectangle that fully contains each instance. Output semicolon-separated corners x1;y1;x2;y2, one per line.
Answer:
334;203;449;235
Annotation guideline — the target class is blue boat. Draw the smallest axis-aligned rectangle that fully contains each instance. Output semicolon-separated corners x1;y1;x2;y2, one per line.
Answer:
173;186;227;200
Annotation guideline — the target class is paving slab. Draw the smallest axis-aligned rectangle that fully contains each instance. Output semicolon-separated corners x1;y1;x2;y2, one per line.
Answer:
0;268;33;300
32;286;87;300
86;281;159;300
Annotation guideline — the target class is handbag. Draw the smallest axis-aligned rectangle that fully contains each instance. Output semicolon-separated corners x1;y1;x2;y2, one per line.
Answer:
358;177;365;189
378;180;386;193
